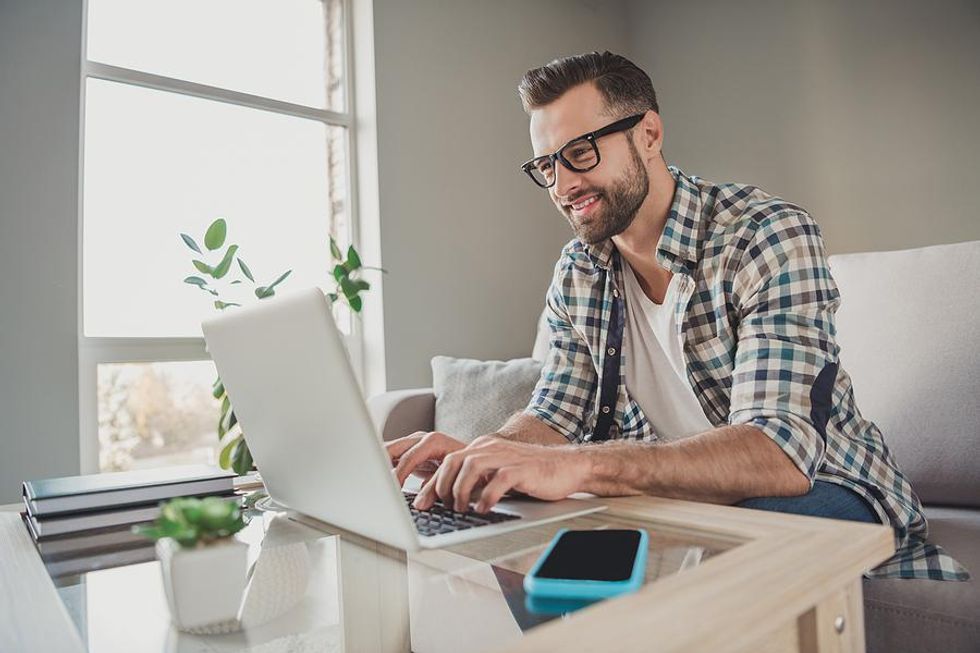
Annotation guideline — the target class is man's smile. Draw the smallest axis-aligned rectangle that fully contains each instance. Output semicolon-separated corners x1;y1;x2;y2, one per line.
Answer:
565;193;602;217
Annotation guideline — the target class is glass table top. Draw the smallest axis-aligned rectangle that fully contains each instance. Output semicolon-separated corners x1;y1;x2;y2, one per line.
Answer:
39;494;739;653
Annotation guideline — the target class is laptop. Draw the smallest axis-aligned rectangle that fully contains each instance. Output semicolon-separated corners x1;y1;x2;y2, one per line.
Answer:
201;287;604;551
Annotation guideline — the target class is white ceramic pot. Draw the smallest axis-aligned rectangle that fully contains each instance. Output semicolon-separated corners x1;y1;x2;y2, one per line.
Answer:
156;537;249;632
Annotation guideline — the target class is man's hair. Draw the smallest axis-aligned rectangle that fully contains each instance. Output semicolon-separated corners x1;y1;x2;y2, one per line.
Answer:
518;51;659;116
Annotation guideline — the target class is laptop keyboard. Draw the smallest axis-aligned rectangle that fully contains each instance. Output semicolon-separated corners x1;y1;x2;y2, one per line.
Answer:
403;492;520;536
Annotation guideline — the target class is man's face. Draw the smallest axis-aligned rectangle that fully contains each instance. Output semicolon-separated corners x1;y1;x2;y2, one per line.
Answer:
528;83;649;244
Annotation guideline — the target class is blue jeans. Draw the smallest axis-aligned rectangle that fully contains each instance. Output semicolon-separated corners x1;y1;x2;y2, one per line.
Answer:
735;480;880;523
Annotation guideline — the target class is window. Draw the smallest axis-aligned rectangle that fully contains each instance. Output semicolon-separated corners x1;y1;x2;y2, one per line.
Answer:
79;0;370;473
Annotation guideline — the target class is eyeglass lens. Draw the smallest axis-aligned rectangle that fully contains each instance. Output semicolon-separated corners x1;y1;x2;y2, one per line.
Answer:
528;138;598;187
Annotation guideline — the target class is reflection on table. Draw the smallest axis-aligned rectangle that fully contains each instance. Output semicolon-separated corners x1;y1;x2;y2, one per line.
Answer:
43;503;720;653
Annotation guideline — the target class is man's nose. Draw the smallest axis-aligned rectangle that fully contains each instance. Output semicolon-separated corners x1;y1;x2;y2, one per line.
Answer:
553;163;583;203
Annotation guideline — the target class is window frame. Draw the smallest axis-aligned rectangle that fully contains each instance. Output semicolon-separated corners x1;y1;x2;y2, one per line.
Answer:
77;0;378;474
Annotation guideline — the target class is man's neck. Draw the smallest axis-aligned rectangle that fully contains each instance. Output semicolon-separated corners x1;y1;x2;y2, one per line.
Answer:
612;160;677;303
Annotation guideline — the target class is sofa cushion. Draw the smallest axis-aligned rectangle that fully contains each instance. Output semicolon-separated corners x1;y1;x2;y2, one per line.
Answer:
863;506;979;653
431;356;543;443
828;240;980;507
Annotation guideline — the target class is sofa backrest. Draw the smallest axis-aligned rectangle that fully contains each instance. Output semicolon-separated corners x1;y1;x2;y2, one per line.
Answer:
829;240;979;507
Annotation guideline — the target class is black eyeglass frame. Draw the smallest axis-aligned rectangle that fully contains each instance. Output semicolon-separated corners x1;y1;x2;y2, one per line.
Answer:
520;112;647;189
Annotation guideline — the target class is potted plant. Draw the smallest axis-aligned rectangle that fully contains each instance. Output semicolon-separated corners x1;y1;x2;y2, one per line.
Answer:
179;218;383;475
134;496;249;632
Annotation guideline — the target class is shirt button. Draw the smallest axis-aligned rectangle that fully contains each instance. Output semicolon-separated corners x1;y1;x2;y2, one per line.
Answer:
612;288;620;298
607;347;617;356
601;406;611;414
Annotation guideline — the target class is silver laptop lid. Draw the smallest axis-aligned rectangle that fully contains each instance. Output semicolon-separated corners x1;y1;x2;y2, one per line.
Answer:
202;287;420;551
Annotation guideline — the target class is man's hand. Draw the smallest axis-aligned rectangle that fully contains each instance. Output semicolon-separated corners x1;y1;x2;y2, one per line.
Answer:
412;435;589;514
385;431;467;487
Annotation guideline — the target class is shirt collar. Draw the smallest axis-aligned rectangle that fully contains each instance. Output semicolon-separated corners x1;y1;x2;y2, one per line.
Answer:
584;166;703;274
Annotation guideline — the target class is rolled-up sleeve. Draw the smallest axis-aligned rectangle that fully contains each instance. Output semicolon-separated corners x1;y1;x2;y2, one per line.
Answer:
525;267;597;443
728;211;841;484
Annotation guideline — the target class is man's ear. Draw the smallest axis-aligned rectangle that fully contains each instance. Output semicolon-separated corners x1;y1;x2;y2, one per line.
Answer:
636;111;665;161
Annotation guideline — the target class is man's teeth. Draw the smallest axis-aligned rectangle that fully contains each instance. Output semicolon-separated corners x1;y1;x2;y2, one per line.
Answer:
572;196;599;210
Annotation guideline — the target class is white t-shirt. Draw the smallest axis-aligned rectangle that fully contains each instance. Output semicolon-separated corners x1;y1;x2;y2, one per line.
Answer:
621;261;714;442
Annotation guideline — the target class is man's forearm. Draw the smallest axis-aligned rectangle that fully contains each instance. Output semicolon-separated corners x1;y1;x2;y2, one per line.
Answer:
580;424;811;504
493;411;570;446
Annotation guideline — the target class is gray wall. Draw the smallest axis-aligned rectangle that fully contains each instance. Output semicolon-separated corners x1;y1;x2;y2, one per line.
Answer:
0;0;83;503
625;0;980;255
372;0;630;390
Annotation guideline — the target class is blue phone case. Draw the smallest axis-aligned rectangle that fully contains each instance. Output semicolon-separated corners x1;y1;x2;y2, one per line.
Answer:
522;528;648;600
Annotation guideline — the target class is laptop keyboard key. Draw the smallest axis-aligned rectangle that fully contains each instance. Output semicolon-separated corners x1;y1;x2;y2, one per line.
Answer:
403;491;520;536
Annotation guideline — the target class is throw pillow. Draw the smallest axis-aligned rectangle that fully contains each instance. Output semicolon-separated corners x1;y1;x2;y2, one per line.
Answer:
431;356;543;443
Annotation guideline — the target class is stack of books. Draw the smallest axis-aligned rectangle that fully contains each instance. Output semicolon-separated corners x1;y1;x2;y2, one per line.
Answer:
21;464;238;577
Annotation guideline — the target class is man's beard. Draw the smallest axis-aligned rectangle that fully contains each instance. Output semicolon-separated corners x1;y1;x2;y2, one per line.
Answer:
563;138;649;245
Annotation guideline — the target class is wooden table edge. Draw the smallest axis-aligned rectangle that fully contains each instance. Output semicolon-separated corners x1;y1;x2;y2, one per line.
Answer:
501;497;895;653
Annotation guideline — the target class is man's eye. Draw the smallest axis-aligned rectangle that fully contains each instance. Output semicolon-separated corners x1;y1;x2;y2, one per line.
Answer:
569;146;592;161
535;160;553;173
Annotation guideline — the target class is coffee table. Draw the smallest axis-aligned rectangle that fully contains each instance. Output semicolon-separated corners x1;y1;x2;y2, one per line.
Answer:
0;492;893;652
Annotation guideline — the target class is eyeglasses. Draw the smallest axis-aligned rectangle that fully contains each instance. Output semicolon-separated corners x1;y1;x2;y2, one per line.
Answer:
520;113;646;189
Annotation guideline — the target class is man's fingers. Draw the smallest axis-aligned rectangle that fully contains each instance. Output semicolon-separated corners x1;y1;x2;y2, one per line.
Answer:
384;431;427;462
476;467;521;513
412;460;438;479
412;474;438;510
394;440;442;486
435;450;474;506
452;454;495;513
392;432;464;486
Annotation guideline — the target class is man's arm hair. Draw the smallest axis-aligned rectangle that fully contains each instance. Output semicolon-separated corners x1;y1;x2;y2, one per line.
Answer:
581;424;811;504
492;411;569;446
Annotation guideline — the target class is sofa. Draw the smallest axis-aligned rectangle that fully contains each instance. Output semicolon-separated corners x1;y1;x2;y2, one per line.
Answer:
366;240;979;653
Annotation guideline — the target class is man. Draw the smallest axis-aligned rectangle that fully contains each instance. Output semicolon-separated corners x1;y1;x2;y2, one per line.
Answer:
386;51;966;580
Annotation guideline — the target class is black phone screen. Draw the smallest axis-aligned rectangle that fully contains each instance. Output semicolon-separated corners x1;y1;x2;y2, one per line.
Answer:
535;529;642;582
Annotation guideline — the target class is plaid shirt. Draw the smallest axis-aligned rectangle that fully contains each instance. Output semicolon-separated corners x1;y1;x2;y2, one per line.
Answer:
526;166;969;581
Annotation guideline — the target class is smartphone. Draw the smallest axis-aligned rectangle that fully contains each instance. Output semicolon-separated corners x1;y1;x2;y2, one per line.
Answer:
523;528;648;601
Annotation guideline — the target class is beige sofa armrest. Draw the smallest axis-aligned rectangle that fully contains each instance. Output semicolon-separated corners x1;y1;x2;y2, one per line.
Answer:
366;388;436;442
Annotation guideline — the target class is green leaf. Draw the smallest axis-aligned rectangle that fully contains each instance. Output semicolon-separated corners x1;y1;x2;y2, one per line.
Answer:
332;264;346;282
183;276;208;287
204;218;227;251
353;279;371;291
237;258;255;282
339;276;357;298
347;245;362;270
267;269;292;290
212;380;224;399
230;280;242;285
326;293;338;304
218;395;232;438
219;435;240;470
192;260;214;276
214;300;242;310
221;408;238;434
180;234;203;254
200;498;233;530
348;295;363;312
211;244;239;279
231;439;254;475
329;236;343;261
254;286;274;299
